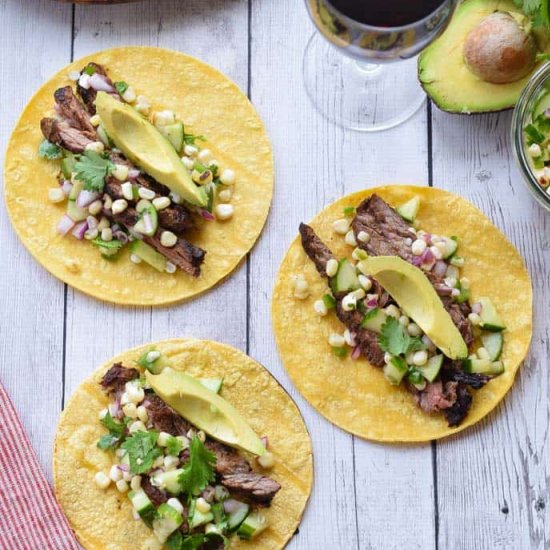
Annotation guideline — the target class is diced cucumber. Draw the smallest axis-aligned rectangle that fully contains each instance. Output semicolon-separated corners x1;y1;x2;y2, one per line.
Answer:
323;294;336;310
226;501;250;531
160;122;184;153
455;281;469;304
129;240;167;273
478;297;506;332
441;237;458;259
481;332;503;361
237;511;268;540
360;308;387;334
463;358;505;375
533;92;550;119
200;378;224;394
151;469;183;495
97;124;113;148
128;490;156;527
189;508;214;530
137;348;172;374
61;154;75;179
133;200;159;237
383;356;408;385
67;180;88;222
330;259;360;293
416;354;443;383
396;196;420;222
152;503;183;543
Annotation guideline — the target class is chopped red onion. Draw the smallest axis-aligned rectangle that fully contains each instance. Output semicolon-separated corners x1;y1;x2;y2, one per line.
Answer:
411;256;423;267
89;73;115;93
545;108;550;118
117;463;130;472
76;190;100;208
57;215;75;236
366;298;378;308
128;168;141;179
434;284;453;296
61;180;73;197
421;248;434;264
223;499;243;514
433;260;448;278
472;302;482;314
351;345;361;360
71;221;88;240
261;436;269;449
114;231;128;244
199;209;215;221
111;224;121;234
422;233;432;245
143;213;153;234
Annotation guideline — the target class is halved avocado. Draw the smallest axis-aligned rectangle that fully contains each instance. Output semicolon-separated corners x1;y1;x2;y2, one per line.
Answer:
95;92;207;206
146;368;266;456
418;0;548;114
358;255;468;359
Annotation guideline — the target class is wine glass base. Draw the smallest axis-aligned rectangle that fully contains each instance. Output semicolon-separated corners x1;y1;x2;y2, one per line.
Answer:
303;33;426;132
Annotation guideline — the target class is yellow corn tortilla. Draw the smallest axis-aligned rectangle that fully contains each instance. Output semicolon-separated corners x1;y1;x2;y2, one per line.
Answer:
272;186;532;442
4;47;273;306
54;339;313;549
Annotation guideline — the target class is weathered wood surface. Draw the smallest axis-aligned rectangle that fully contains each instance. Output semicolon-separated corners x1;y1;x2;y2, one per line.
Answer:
0;0;547;547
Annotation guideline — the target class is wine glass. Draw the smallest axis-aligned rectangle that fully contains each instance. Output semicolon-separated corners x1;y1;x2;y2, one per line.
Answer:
304;0;456;132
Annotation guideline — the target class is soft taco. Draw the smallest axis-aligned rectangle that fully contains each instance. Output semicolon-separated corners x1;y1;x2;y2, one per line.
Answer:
54;339;312;549
4;47;273;306
272;186;532;442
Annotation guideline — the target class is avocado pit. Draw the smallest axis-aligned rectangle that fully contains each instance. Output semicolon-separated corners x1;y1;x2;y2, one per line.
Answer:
463;12;537;84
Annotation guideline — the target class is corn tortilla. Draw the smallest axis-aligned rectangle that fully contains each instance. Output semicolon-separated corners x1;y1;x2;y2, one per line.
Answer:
272;186;532;442
4;47;273;306
54;339;312;549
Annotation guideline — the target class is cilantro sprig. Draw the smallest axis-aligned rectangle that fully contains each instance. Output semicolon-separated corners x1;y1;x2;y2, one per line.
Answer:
514;0;550;28
166;436;184;457
178;435;216;497
183;128;206;146
38;140;63;160
378;316;425;357
114;81;129;95
121;431;163;474
166;532;226;550
73;150;114;192
97;411;129;450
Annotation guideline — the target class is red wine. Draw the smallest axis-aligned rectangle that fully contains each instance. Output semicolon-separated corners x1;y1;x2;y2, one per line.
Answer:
328;0;446;27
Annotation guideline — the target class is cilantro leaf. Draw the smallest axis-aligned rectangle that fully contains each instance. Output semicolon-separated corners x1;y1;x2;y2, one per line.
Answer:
121;431;162;474
92;238;124;250
38;140;62;160
73;151;114;192
514;0;550;26
114;81;129;95
378;316;425;357
167;532;220;550
97;411;129;450
178;435;216;497
183;128;206;146
343;206;356;217
166;435;184;457
83;63;97;76
525;123;545;145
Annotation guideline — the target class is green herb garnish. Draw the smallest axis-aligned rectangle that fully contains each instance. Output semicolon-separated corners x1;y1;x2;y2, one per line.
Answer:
121;431;162;474
167;532;225;550
38;140;62;160
97;411;129;450
332;346;348;358
322;294;336;309
178;435;216;497
114;81;129;95
183;128;206;146
166;435;184;457
525;123;546;145
378;316;425;357
343;206;356;217
514;0;550;28
83;64;97;76
73;151;114;192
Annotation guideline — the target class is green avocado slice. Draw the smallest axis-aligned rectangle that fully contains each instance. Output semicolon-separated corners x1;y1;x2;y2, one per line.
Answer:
358;255;468;360
146;368;266;456
95;92;207;207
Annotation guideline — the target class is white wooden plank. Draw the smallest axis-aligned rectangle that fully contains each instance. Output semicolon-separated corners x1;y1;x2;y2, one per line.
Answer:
432;109;550;548
65;2;249;395
0;0;72;478
248;2;435;548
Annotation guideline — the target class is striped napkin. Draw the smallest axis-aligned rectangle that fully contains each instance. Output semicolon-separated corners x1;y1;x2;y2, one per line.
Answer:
0;382;79;550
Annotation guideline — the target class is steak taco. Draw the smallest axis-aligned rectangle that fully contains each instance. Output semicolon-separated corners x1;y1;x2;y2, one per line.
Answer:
5;47;273;305
54;339;312;549
272;186;532;442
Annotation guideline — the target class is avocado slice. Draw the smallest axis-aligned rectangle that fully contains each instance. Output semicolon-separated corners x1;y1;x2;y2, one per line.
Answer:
358;255;468;359
418;0;548;114
94;92;206;207
146;368;266;456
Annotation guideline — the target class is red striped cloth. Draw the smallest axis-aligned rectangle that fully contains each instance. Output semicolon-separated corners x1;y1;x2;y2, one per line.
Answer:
0;382;79;550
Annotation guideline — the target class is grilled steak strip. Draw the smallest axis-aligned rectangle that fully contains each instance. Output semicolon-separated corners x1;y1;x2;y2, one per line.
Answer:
54;86;96;137
299;223;386;367
220;473;281;507
105;206;205;276
141;475;168;507
100;363;140;395
41;118;95;153
443;383;473;427
205;440;252;476
143;393;194;436
351;194;474;348
77;62;120;115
